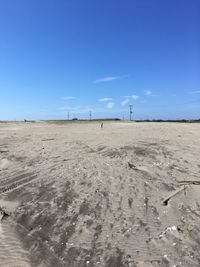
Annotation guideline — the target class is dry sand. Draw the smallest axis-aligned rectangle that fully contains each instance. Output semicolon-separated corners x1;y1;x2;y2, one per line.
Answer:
0;121;200;267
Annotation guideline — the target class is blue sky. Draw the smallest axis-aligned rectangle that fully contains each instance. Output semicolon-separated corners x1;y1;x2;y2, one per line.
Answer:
0;0;200;120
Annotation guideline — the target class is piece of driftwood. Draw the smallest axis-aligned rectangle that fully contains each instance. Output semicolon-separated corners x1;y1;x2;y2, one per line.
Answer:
178;180;200;185
163;186;187;206
0;150;9;153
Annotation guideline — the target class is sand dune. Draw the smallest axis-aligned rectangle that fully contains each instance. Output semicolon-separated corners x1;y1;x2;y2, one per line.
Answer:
0;121;200;266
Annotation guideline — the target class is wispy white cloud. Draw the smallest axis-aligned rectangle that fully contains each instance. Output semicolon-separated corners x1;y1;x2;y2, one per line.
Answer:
121;99;130;106
107;102;115;109
63;96;75;100
98;97;113;102
123;95;139;100
189;90;200;94
144;90;152;96
132;95;139;100
93;75;127;84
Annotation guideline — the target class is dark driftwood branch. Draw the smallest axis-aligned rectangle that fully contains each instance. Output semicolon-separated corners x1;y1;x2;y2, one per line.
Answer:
163;186;186;206
178;181;200;185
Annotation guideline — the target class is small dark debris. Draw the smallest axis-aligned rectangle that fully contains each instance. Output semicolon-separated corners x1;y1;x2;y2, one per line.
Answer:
0;209;10;220
128;198;133;208
128;162;137;170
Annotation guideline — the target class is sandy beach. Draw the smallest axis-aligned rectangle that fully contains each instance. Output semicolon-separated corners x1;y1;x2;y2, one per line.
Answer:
0;121;200;267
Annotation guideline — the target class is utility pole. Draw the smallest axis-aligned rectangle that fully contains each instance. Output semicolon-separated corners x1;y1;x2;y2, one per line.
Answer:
129;105;133;121
68;112;70;120
89;111;92;121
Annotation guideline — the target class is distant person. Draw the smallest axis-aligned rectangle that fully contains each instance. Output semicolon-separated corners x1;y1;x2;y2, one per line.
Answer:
24;119;27;122
101;122;103;128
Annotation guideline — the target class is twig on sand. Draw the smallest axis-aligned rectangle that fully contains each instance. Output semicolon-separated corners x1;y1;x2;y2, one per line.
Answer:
178;180;200;185
163;186;187;206
184;184;187;197
0;150;9;153
41;138;55;141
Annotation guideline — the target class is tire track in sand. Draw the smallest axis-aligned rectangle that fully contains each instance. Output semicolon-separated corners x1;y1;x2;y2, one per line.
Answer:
0;172;38;194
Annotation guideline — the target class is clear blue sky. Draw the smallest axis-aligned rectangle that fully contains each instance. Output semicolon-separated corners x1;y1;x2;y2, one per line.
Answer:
0;0;200;120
